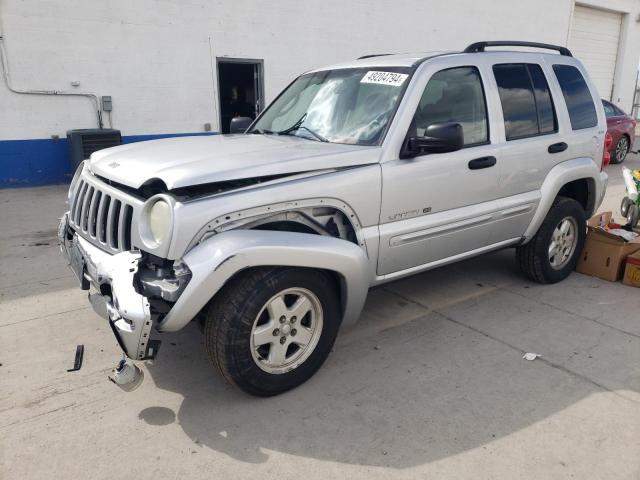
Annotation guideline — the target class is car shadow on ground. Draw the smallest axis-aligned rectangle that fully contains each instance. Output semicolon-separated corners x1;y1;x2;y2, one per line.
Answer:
142;249;633;468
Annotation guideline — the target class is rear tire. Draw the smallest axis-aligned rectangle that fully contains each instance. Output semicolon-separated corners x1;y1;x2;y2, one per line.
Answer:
203;267;341;396
516;196;586;284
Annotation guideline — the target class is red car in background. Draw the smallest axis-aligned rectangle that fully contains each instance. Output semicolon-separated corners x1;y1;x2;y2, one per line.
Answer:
602;99;636;164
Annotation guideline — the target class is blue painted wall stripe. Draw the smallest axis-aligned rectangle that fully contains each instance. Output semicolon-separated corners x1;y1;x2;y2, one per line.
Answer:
0;132;216;188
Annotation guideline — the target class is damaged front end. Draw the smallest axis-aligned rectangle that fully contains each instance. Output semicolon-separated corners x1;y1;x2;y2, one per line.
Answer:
58;212;191;362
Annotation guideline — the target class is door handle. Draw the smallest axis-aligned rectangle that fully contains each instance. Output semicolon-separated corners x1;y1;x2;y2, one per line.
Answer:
468;156;496;170
548;142;568;154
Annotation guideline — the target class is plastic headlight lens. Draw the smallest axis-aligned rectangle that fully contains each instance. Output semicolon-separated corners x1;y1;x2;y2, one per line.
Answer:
148;200;172;245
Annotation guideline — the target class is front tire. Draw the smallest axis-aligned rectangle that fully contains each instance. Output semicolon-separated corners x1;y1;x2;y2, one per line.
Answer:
516;196;586;284
204;267;341;396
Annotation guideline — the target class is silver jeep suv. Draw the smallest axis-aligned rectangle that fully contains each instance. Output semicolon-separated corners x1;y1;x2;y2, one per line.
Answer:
59;41;608;396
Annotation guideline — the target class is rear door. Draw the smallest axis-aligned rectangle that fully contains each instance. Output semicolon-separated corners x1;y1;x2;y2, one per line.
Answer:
489;60;572;241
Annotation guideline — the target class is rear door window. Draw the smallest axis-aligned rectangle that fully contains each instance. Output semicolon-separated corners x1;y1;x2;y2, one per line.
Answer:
552;64;598;130
493;63;557;140
528;65;557;134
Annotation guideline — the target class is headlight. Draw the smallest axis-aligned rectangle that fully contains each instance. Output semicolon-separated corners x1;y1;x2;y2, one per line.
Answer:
148;199;172;246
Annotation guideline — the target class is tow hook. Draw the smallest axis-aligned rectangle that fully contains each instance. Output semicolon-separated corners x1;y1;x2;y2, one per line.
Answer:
108;357;144;392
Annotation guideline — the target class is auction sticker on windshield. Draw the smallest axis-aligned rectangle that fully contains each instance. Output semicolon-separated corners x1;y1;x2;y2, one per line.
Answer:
361;71;408;87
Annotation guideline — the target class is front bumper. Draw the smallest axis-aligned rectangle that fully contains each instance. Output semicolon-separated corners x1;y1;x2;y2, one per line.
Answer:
58;213;158;360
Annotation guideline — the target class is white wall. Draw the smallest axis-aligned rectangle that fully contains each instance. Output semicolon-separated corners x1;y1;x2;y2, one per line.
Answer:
0;0;634;141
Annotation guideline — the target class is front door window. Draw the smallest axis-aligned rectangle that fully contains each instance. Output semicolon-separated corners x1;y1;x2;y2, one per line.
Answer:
410;66;489;147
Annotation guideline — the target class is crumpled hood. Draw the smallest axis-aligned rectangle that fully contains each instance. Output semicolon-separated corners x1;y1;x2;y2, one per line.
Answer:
89;134;381;189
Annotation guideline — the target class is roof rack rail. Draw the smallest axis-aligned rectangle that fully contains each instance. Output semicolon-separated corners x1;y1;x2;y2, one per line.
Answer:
463;41;572;57
357;53;393;59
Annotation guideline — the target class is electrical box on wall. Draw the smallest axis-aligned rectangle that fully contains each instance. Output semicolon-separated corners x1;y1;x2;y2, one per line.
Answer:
101;96;113;112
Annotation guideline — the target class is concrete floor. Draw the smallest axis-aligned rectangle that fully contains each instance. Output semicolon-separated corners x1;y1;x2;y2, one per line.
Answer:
1;151;639;480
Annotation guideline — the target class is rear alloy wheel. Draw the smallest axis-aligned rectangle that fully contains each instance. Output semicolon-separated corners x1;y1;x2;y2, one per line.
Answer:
204;267;341;396
516;196;586;284
612;136;629;164
548;217;579;270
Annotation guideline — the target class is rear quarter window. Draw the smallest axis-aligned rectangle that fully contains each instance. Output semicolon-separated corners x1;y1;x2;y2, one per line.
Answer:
552;65;598;130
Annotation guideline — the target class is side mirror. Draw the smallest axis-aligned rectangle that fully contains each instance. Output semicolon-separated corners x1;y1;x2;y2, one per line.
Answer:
401;122;464;158
229;116;253;134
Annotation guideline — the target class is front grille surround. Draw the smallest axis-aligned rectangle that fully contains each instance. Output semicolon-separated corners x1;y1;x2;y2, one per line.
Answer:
69;171;141;253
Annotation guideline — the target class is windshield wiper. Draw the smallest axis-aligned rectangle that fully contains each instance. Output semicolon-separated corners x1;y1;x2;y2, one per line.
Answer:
291;125;329;142
275;113;328;142
277;113;307;135
251;128;275;135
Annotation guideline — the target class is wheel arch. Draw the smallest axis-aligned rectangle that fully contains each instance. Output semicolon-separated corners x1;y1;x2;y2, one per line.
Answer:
157;230;372;333
556;177;596;216
186;198;367;252
523;157;606;240
203;264;347;327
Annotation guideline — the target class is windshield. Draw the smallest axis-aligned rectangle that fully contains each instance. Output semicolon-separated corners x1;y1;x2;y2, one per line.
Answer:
250;67;412;146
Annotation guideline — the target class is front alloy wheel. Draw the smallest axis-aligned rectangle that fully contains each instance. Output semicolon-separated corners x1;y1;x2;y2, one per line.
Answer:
204;267;340;396
250;288;324;374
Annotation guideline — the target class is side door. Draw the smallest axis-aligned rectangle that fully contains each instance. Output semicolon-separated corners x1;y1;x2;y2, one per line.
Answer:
378;62;503;276
488;60;570;242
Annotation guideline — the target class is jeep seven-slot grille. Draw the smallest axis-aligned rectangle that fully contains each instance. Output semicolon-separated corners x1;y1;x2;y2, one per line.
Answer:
70;180;134;252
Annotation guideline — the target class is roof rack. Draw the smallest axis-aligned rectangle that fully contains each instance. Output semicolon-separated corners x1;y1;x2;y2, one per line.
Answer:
357;54;393;59
463;41;572;57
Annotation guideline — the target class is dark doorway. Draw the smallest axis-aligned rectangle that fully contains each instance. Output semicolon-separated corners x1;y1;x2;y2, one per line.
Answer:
217;59;264;133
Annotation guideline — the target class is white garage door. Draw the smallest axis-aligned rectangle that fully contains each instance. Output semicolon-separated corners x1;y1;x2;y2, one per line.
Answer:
568;5;622;100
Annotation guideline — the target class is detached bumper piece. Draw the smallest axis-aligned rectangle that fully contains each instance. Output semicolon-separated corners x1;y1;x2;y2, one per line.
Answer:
109;358;145;392
59;213;160;361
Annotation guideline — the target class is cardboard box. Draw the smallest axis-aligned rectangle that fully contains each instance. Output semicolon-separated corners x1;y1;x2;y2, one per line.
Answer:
576;212;640;282
622;251;640;288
